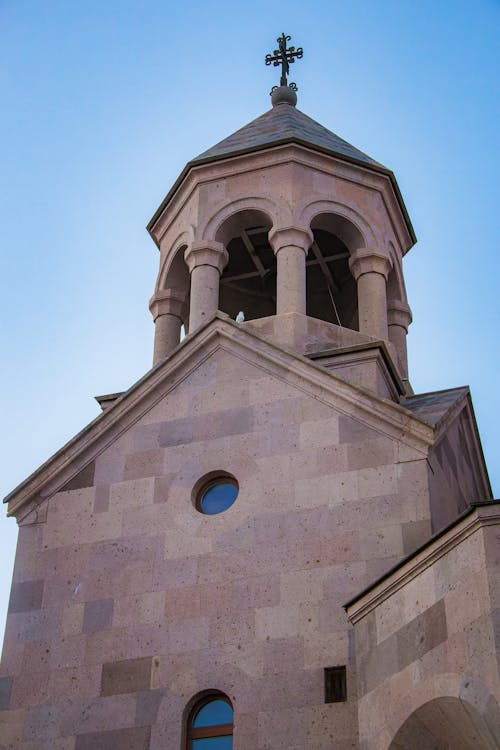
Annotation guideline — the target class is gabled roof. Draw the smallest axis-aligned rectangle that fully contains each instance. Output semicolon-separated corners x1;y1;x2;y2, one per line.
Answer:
402;387;470;428
192;104;385;169
4;314;435;519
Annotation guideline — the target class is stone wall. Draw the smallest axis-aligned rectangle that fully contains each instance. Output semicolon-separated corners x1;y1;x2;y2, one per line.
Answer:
347;503;500;750
1;344;434;749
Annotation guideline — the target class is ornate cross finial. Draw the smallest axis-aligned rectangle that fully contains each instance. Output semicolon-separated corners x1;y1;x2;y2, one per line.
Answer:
265;33;303;90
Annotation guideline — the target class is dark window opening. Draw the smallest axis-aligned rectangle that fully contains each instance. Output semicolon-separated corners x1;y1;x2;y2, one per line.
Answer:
324;665;347;703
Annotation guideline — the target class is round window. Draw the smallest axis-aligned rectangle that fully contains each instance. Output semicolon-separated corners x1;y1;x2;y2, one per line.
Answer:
196;476;238;515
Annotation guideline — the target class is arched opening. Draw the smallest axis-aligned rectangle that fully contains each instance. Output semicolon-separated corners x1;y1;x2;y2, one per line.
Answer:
306;213;364;330
215;209;275;322
160;244;190;331
186;692;233;748
389;696;499;750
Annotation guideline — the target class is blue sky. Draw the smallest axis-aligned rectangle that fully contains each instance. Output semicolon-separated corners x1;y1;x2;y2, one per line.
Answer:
1;0;499;641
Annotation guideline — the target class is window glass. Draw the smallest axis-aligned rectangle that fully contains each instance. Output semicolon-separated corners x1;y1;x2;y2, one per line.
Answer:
193;699;233;727
192;738;233;749
187;695;233;749
199;481;238;515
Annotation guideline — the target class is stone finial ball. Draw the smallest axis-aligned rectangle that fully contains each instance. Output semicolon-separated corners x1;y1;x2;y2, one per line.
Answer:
271;86;297;107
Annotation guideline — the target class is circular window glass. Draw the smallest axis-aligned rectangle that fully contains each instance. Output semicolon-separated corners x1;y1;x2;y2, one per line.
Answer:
197;478;238;515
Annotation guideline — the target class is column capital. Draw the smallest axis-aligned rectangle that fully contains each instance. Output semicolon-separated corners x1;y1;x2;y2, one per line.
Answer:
349;249;393;281
388;300;413;330
268;226;313;256
184;241;229;274
149;289;185;321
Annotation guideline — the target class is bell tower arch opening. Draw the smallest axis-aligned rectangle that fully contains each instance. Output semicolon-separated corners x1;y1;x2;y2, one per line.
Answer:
306;212;364;331
150;243;190;364
215;209;275;322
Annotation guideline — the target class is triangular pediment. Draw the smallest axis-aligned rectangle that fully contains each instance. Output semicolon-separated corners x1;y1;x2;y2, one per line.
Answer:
5;314;438;520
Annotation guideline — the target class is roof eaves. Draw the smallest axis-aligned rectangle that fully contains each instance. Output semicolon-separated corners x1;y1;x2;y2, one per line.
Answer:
147;138;417;248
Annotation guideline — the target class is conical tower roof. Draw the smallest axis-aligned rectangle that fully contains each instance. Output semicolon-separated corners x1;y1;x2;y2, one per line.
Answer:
192;101;385;171
148;94;415;244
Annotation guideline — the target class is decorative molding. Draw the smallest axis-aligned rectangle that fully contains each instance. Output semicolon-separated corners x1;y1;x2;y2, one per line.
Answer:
345;501;500;624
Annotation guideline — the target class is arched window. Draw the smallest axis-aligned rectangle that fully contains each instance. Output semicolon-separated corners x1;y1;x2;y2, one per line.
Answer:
186;694;233;748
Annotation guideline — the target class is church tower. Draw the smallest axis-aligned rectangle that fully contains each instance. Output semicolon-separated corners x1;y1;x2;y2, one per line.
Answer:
1;35;499;750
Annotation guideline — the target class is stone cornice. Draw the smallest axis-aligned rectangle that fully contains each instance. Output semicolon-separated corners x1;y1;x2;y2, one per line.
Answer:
344;501;500;624
148;143;415;255
184;241;229;274
4;313;436;520
148;289;186;320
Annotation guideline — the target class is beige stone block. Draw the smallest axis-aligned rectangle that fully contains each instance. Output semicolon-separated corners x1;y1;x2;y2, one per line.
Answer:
101;656;153;696
48;665;101;700
108;477;156;510
256;604;300;640
446;569;491;635
280;569;324;605
304;630;349;669
0;708;25;746
112;591;165;628
252;398;304;430
164;528;213;559
50;634;86;670
164;585;201;619
84;628;131;666
120;503;170;537
434;532;486;599
209;610;255;648
248;375;299;405
297;601;320;635
295;470;358;509
347;437;396;470
44;492;122;548
257;705;307;748
62;603;85;636
315;444;350;475
396;459;429;501
299;416;339;448
384;568;437;643
261;636;304;675
358;465;398;499
21;738;76;750
140;390;190;424
221;641;264;678
361;523;404;561
166;666;199;698
318;598;349;633
190;381;251;413
168;616;209;653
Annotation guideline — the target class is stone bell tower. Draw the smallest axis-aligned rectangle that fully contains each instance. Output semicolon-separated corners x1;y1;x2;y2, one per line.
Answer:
1;34;498;750
147;78;414;404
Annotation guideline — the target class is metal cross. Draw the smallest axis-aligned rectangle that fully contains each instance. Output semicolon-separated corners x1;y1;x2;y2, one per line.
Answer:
265;33;303;89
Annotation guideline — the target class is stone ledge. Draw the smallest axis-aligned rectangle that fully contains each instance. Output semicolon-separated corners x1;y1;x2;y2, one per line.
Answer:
344;499;500;624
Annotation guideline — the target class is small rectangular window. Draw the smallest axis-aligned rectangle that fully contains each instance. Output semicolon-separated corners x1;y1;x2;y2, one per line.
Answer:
324;666;347;703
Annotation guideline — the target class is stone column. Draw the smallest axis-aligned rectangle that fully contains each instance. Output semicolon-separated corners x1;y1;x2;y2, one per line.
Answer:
269;227;313;315
184;241;228;332
349;249;393;340
388;300;412;380
149;289;185;365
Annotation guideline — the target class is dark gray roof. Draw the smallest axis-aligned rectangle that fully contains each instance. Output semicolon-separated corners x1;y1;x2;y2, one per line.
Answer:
192;103;385;169
402;387;469;427
147;101;416;247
